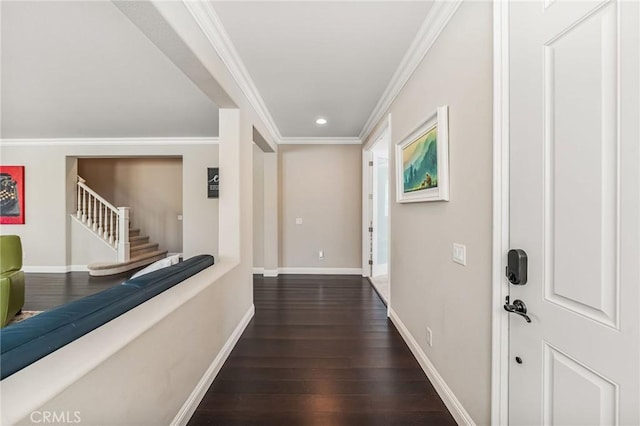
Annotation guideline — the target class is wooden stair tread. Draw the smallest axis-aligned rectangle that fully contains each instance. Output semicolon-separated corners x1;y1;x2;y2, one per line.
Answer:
88;250;168;276
129;235;149;244
130;242;158;251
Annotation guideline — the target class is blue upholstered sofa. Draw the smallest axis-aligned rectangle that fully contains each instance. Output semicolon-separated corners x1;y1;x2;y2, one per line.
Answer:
0;254;214;380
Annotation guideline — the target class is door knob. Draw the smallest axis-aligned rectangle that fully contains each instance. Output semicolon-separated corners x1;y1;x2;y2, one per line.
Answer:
504;297;532;323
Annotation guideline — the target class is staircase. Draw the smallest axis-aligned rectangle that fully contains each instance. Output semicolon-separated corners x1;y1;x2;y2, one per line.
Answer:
75;176;167;276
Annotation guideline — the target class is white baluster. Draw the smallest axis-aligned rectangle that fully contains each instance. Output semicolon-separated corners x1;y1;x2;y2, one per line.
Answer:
92;196;98;231
97;203;103;235
87;194;93;227
103;206;109;239
114;212;119;248
109;210;115;245
117;207;130;262
77;184;81;218
81;189;87;222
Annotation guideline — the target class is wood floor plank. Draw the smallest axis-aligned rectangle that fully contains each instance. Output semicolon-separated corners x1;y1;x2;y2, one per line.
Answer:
193;393;447;413
188;275;455;425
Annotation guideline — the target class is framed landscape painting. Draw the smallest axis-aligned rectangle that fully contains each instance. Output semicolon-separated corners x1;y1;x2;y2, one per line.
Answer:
0;166;25;224
395;106;449;203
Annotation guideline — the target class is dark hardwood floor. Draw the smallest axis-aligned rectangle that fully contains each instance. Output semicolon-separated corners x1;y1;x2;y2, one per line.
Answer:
23;271;135;311
189;275;456;426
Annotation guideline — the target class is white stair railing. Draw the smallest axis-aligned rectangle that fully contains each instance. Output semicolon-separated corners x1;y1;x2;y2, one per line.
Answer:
76;176;130;262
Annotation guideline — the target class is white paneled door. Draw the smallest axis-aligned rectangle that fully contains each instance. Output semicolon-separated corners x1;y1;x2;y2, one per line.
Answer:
508;1;639;425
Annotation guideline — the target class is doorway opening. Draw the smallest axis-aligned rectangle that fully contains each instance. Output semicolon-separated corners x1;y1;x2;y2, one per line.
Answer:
363;122;390;305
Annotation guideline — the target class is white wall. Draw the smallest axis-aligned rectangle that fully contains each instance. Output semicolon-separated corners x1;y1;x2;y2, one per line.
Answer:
70;217;118;267
0;141;219;269
79;157;184;254
278;144;362;270
252;143;264;269
365;2;494;423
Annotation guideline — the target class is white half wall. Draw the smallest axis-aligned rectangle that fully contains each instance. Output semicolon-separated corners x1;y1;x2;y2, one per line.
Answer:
0;109;254;425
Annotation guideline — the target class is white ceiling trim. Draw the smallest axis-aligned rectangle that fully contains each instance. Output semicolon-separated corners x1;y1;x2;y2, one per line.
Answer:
183;1;283;143
358;0;463;143
279;137;362;145
0;137;219;147
183;1;364;146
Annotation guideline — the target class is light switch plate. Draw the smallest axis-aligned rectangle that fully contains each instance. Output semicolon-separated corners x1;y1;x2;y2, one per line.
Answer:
295;218;303;225
453;243;466;266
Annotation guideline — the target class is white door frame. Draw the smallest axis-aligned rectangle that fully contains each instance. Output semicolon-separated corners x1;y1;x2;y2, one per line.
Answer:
491;1;510;425
362;115;392;305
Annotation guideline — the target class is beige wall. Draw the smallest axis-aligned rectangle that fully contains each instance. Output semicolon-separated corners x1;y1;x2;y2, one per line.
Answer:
0;141;219;268
79;157;184;253
278;144;361;269
365;2;494;423
252;144;264;268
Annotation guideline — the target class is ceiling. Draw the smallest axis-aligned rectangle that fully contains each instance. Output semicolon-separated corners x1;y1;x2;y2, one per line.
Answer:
1;1;433;142
1;1;219;139
212;1;433;139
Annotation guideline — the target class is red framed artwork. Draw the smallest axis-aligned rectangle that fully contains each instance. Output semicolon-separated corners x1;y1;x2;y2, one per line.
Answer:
0;166;25;224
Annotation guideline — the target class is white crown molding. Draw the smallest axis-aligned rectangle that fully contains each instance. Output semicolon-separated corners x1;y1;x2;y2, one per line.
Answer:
279;137;362;145
181;1;461;146
183;1;283;144
359;0;463;143
183;2;364;147
0;137;219;147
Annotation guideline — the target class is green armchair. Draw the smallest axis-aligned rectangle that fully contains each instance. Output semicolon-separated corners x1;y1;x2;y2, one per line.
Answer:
1;235;25;327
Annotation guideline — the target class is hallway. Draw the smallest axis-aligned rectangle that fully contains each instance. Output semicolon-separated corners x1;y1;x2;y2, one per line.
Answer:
189;275;455;425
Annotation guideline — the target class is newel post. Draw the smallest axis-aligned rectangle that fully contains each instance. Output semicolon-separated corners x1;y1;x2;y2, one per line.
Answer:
117;207;130;262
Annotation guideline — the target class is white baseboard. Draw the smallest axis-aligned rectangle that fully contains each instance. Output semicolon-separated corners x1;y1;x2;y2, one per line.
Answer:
252;267;278;277
278;267;362;275
70;265;89;272
263;269;278;277
171;304;255;426
23;265;88;273
23;266;66;273
389;308;475;426
254;267;361;276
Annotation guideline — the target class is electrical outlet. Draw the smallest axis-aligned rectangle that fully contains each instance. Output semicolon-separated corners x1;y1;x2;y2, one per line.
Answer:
426;326;433;347
453;243;467;266
319;250;324;259
295;218;303;225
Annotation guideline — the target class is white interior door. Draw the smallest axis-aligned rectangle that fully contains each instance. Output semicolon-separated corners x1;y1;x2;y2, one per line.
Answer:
508;1;639;425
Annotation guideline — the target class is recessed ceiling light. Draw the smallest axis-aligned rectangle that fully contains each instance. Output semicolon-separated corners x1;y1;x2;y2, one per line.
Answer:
315;118;328;125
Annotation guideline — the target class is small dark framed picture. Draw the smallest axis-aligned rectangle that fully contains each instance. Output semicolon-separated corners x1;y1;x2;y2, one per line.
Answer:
208;168;219;199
